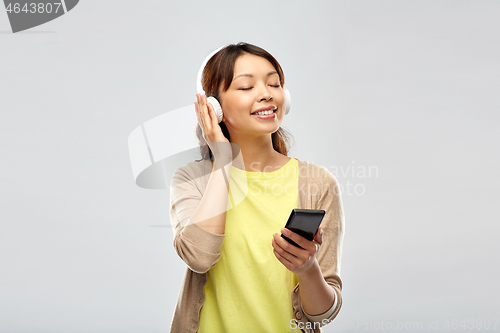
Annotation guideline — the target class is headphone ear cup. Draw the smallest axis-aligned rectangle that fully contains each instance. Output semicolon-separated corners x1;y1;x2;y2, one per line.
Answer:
283;87;291;115
206;96;223;123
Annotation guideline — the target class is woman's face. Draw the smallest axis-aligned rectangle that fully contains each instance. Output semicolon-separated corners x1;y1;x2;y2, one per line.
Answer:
218;53;285;138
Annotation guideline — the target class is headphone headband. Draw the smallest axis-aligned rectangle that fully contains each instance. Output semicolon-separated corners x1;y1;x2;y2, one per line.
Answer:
196;46;225;95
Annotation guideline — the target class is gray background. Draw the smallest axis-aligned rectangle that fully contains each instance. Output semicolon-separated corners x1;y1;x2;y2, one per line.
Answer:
1;0;499;332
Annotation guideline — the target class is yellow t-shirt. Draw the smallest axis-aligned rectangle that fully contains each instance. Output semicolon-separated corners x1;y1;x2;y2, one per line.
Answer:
198;157;301;332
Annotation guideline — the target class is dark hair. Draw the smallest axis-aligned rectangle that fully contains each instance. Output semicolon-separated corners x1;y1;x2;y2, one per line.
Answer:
195;42;294;161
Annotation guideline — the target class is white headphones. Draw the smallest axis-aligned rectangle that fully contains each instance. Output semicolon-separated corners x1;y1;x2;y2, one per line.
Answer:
196;45;292;123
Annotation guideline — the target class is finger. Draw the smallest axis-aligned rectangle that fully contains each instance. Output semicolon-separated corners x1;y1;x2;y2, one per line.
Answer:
207;100;218;125
274;232;302;259
200;95;211;132
200;95;208;116
195;97;210;143
281;228;313;252
273;248;293;270
195;95;203;120
204;97;215;127
198;96;208;133
195;102;200;124
272;235;298;265
313;226;323;245
195;101;205;133
196;94;202;110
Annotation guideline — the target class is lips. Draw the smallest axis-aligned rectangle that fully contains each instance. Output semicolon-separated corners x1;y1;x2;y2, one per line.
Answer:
251;106;277;114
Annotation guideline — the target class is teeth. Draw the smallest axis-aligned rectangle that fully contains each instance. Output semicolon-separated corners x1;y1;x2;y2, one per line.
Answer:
253;109;274;115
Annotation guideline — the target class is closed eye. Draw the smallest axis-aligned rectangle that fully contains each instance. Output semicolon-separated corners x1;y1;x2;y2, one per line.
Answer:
239;84;280;91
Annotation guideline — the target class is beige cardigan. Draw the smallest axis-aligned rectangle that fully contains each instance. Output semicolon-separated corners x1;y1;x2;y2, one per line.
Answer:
169;158;345;333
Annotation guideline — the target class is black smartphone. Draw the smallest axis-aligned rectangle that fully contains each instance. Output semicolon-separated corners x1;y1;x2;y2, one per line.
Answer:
281;209;326;249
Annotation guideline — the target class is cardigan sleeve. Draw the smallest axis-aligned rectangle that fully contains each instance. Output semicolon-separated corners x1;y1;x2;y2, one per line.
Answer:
169;165;225;274
301;291;338;322
295;166;345;328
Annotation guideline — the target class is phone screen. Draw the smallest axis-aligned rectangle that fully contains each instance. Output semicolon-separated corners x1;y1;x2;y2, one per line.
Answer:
281;209;325;249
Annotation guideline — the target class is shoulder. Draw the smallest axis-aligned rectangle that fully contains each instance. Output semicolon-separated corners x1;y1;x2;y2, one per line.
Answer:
170;159;212;186
295;158;339;186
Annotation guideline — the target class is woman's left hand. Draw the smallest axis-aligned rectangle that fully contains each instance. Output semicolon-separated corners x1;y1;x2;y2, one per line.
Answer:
272;226;323;276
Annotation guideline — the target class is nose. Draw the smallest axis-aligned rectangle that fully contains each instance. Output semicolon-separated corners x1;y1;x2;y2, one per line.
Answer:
258;84;273;102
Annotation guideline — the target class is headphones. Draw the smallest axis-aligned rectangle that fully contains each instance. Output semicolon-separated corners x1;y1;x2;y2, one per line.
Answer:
196;46;292;123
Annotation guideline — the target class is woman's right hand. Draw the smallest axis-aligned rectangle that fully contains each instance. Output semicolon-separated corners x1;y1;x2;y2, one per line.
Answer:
195;93;232;160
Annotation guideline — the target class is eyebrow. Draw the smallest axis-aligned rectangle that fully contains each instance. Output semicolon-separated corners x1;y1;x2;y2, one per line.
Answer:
233;71;279;80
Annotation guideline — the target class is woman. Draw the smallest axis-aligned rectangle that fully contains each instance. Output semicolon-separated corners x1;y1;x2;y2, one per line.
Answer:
169;43;345;333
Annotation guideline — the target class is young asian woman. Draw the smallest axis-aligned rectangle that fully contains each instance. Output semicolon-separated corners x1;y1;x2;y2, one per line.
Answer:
169;43;345;333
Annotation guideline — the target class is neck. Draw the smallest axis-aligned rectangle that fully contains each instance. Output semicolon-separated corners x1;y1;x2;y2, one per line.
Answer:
228;132;283;172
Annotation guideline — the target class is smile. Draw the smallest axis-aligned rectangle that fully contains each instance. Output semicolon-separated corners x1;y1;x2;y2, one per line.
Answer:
253;109;275;115
251;109;277;119
251;105;277;115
